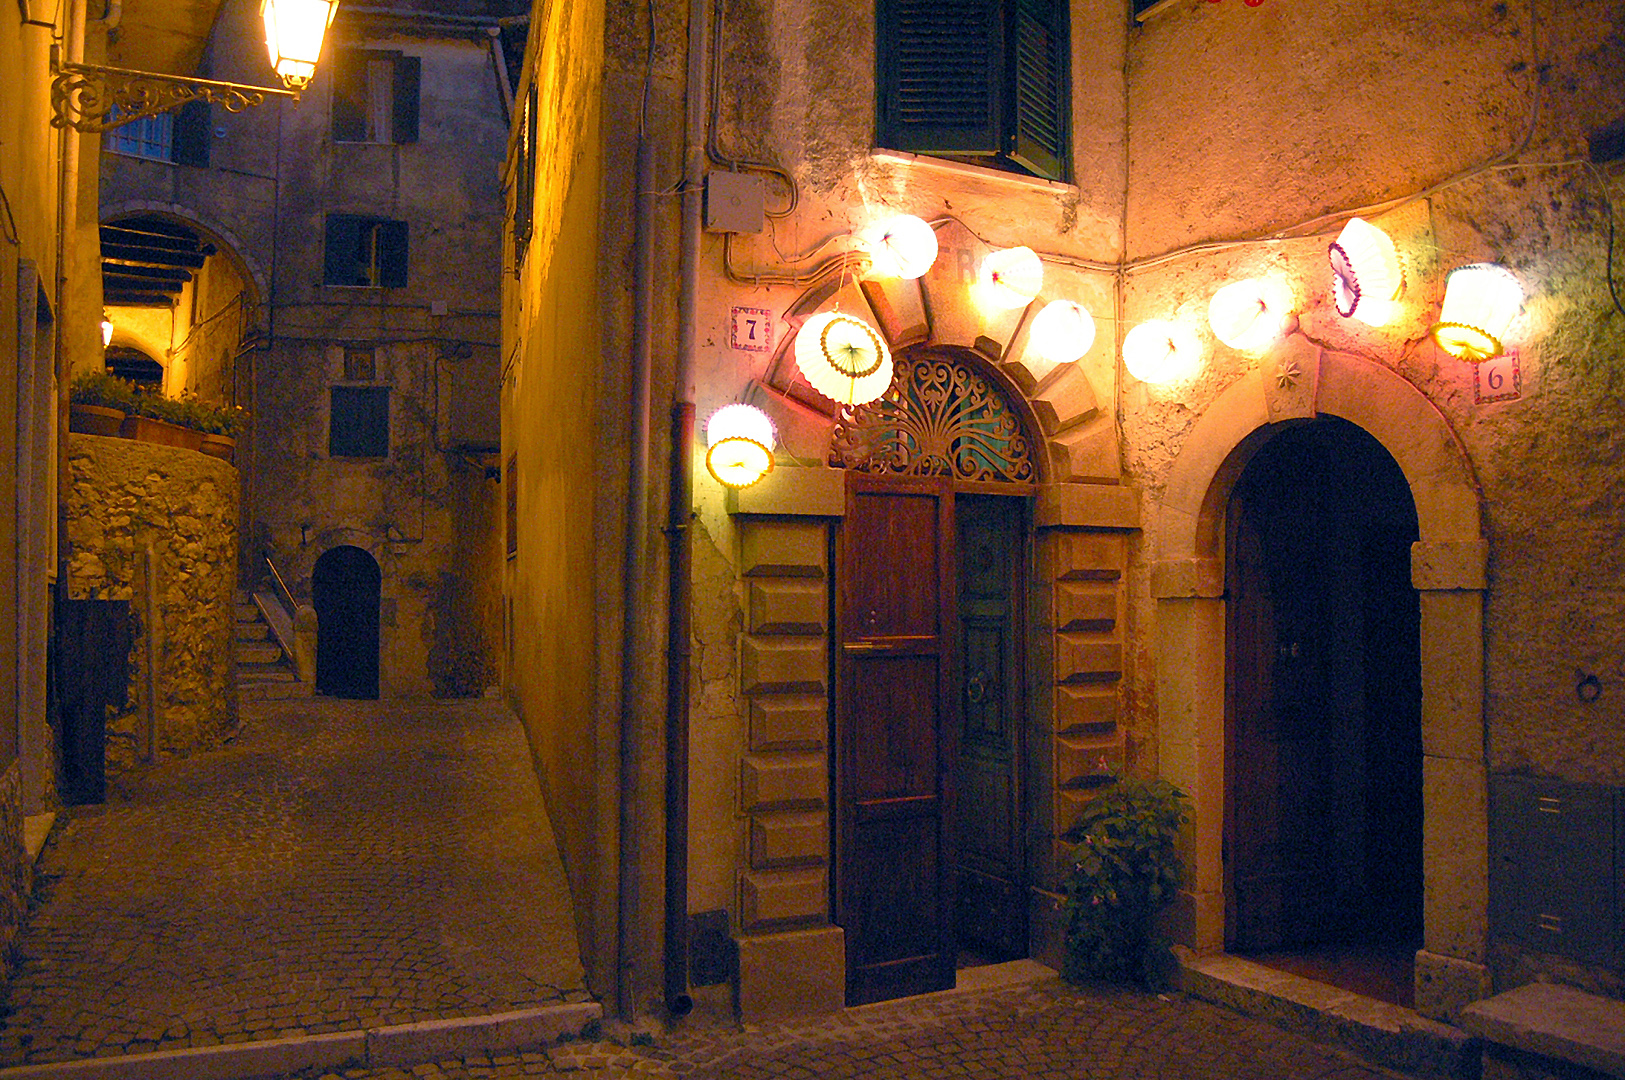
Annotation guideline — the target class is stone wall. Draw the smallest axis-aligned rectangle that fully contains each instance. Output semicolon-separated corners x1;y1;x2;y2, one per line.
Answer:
0;763;25;962
66;434;239;770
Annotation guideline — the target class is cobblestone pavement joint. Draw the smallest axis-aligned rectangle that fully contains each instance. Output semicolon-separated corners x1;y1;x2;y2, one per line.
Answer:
0;697;592;1070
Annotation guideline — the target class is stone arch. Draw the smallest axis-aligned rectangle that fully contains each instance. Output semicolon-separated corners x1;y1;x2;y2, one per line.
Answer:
101;201;269;323
1151;341;1490;1021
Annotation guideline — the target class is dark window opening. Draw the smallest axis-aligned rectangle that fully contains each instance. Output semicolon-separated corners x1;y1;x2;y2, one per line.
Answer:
331;49;421;144
329;386;390;458
104;100;211;167
324;215;409;288
876;0;1069;183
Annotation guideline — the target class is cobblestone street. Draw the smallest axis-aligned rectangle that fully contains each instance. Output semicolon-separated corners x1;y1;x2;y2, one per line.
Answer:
0;697;590;1067
285;971;1413;1080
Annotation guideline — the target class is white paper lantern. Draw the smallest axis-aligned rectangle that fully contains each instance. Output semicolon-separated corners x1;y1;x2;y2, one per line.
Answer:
1029;299;1097;365
860;214;938;280
705;403;777;488
977;247;1044;309
1123;320;1203;384
1208;277;1295;353
793;311;894;405
261;0;340;89
1431;263;1522;361
1328;217;1403;326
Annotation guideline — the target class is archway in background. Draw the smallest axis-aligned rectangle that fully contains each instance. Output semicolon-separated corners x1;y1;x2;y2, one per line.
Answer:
313;546;381;700
1152;347;1489;1019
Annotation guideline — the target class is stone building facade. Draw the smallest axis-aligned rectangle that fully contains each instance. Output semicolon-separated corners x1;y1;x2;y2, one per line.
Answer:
99;0;519;699
502;0;1625;1027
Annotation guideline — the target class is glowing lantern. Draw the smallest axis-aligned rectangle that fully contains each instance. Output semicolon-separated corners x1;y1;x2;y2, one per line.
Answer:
1208;277;1294;353
1328;217;1403;326
100;317;114;348
1430;263;1522;361
860;214;938;280
793;311;893;405
1123;320;1203;384
705;403;777;488
262;0;340;90
1029;299;1097;365
977;247;1044;310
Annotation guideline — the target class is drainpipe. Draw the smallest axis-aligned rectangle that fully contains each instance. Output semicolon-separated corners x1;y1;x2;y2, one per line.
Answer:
54;0;86;591
618;107;656;1023
662;0;706;1019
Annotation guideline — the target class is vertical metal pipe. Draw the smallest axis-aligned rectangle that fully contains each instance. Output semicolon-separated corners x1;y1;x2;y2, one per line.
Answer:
662;0;706;1018
142;541;157;762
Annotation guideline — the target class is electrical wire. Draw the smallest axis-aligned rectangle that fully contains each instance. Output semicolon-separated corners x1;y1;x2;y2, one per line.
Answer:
0;181;19;244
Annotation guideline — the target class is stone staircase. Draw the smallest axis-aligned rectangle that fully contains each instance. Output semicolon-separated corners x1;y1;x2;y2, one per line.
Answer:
235;589;308;701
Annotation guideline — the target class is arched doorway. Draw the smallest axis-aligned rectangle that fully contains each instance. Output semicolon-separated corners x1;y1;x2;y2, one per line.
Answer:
830;349;1038;1005
313;546;381;699
1152;348;1490;1021
1223;417;1422;1005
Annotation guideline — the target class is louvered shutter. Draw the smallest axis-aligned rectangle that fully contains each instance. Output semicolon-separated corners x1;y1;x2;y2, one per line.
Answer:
171;101;211;167
392;56;421;144
1007;0;1067;181
877;0;1002;157
324;215;362;285
331;51;367;142
378;220;409;288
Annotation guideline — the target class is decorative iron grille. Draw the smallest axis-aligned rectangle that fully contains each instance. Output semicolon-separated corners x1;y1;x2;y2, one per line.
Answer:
828;354;1034;482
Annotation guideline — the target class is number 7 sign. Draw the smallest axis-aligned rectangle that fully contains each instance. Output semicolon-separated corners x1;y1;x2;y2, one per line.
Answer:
730;307;773;354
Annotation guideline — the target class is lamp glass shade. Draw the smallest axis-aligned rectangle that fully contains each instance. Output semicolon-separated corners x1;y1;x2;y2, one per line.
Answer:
100;319;113;348
1123;319;1203;384
860;214;938;280
1430;263;1522;361
262;0;339;89
977;246;1044;309
1328;217;1402;326
793;311;894;405
1029;299;1096;365
705;404;777;488
1208;277;1294;353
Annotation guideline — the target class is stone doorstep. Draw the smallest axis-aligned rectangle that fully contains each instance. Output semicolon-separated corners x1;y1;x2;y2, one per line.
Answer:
1177;950;1478;1079
1459;982;1625;1078
0;1002;603;1080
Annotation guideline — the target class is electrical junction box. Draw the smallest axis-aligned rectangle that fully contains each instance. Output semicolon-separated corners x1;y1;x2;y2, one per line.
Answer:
705;170;765;234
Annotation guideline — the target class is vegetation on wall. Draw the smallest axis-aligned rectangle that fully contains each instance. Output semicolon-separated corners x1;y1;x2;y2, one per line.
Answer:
1060;777;1190;988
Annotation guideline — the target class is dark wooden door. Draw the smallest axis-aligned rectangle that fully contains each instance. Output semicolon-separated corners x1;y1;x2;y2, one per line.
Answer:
952;495;1026;960
836;474;957;1005
313;545;381;700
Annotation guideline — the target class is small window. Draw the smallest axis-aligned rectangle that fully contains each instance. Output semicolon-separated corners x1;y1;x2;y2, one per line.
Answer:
104;101;211;166
329;386;390;457
875;0;1069;182
332;49;421;144
505;453;518;559
324;215;409;288
512;82;537;272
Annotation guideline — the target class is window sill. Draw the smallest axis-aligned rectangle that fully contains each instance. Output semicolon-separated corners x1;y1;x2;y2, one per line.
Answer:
869;150;1078;196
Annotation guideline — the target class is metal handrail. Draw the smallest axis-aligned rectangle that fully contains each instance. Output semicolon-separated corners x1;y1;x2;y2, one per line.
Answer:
264;555;297;617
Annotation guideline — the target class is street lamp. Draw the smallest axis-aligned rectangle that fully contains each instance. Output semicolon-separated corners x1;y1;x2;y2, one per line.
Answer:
51;0;340;132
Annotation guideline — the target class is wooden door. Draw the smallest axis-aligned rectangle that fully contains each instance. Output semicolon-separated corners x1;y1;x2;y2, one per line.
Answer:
952;495;1026;960
313;545;382;700
836;474;957;1005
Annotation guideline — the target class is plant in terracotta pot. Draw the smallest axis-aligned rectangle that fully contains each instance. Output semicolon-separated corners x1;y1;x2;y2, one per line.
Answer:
68;370;136;435
123;388;204;449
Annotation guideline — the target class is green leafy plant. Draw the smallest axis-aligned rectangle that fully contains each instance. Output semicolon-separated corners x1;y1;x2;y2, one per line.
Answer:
1060;776;1189;987
68;370;137;411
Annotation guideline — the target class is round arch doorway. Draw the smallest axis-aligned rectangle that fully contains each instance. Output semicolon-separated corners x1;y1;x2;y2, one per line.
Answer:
1224;417;1422;1005
313;546;381;700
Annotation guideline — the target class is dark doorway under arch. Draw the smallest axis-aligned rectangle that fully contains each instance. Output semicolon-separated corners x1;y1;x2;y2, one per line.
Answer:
1224;417;1422;1006
313;546;381;700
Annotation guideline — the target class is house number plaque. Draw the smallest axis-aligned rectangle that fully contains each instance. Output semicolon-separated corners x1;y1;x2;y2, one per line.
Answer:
730;307;773;353
1473;349;1521;404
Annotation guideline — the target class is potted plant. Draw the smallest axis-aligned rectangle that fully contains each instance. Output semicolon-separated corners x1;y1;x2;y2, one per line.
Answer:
68;370;135;436
196;400;246;462
122;388;205;451
1060;777;1190;989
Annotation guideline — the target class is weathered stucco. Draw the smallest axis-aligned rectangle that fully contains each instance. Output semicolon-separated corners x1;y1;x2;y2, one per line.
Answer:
66;434;239;767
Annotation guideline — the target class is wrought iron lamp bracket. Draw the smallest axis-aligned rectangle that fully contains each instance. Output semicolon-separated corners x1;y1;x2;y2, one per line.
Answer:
50;46;299;134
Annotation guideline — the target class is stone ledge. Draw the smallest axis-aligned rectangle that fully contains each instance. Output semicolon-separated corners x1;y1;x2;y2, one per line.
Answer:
1459;983;1625;1079
1177;950;1478;1078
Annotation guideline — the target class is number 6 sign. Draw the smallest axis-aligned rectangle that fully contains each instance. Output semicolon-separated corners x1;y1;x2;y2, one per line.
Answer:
730;307;774;354
1473;350;1521;404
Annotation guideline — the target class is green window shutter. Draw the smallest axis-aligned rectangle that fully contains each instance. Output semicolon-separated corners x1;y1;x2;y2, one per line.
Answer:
331;50;367;142
378;220;409;288
1007;0;1068;181
392;55;420;144
324;215;362;285
171;100;211;167
877;0;1002;157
